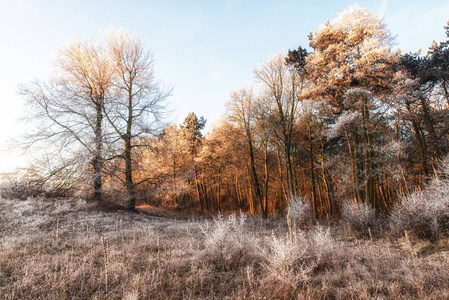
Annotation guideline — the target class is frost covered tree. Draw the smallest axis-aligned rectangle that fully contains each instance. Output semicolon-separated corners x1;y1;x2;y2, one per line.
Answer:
305;5;397;206
391;21;449;185
104;29;172;209
426;20;449;106
20;39;114;201
197;121;242;212
137;125;191;206
180;112;207;210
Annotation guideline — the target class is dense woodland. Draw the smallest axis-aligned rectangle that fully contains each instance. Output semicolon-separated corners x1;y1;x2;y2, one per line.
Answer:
16;6;449;217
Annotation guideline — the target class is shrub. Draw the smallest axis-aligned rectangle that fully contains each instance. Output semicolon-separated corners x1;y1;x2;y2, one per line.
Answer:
259;227;335;297
261;232;309;284
286;196;312;227
341;201;376;237
307;226;334;262
199;213;260;271
390;160;449;240
0;171;74;200
0;179;45;200
390;190;449;240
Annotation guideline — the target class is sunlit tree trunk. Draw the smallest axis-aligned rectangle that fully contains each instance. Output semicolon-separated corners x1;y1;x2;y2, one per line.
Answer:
262;138;270;217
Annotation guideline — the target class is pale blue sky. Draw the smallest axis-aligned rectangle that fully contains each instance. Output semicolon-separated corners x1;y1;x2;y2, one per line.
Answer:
0;0;448;172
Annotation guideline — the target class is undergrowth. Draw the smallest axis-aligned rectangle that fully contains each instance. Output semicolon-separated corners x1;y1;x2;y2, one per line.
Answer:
1;196;449;299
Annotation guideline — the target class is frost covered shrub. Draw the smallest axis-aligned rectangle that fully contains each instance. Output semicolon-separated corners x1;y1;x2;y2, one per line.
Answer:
261;233;309;284
390;189;449;240
200;213;259;270
390;191;437;239
390;160;449;239
307;226;334;262
286;196;312;227
428;178;449;234
0;180;45;200
341;201;376;237
260;226;334;295
0;176;74;200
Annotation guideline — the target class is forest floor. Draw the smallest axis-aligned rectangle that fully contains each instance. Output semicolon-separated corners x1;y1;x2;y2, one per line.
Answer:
1;196;449;299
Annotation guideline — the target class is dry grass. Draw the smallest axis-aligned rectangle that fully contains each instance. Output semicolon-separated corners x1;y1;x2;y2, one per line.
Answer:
1;197;449;299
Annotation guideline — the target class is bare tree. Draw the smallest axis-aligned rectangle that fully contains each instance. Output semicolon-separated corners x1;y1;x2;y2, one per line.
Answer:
254;53;304;198
104;29;172;209
20;30;170;207
226;87;267;217
20;39;114;201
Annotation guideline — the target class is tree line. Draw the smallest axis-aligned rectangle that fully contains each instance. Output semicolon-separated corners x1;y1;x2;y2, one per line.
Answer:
20;6;449;216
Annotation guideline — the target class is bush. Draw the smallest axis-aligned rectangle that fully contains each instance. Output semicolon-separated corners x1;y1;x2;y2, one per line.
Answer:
199;213;260;271
341;201;376;237
286;196;312;227
0;171;74;200
261;233;309;284
0;179;46;200
307;226;335;262
389;159;449;240
390;189;449;240
259;226;335;298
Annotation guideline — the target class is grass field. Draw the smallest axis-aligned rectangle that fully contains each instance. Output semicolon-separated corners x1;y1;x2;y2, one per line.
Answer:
1;196;449;299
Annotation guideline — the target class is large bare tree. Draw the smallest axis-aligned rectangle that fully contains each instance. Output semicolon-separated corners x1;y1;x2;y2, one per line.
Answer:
104;29;172;209
20;39;114;201
254;53;304;199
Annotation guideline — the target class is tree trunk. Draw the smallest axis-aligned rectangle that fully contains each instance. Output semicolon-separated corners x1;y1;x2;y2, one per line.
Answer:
93;103;103;202
285;146;295;196
320;161;332;214
217;167;222;212
345;127;362;203
124;137;136;209
419;96;440;159
276;148;289;205
246;129;264;217
308;122;318;218
262;139;269;218
361;98;375;208
194;165;204;211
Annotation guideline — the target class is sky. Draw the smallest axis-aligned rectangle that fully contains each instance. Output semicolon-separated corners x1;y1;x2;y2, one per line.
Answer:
0;0;448;173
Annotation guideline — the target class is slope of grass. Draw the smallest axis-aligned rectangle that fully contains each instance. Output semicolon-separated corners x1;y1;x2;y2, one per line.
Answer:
1;196;449;299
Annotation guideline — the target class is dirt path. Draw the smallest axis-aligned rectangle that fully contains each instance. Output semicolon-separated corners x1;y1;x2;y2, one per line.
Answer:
137;204;213;221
